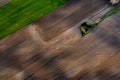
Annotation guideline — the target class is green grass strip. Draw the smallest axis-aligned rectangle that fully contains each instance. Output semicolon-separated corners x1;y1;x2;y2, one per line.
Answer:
0;0;68;39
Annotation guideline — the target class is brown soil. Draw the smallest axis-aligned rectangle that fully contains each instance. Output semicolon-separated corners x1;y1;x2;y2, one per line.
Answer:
0;0;120;80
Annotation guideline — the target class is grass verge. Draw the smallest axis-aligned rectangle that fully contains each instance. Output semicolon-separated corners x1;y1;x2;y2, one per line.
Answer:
0;0;68;39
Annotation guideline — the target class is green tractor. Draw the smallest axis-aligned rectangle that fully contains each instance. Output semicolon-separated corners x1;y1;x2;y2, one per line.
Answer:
80;0;120;37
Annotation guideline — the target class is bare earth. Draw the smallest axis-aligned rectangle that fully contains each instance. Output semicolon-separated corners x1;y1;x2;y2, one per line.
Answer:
0;0;120;80
0;0;10;6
